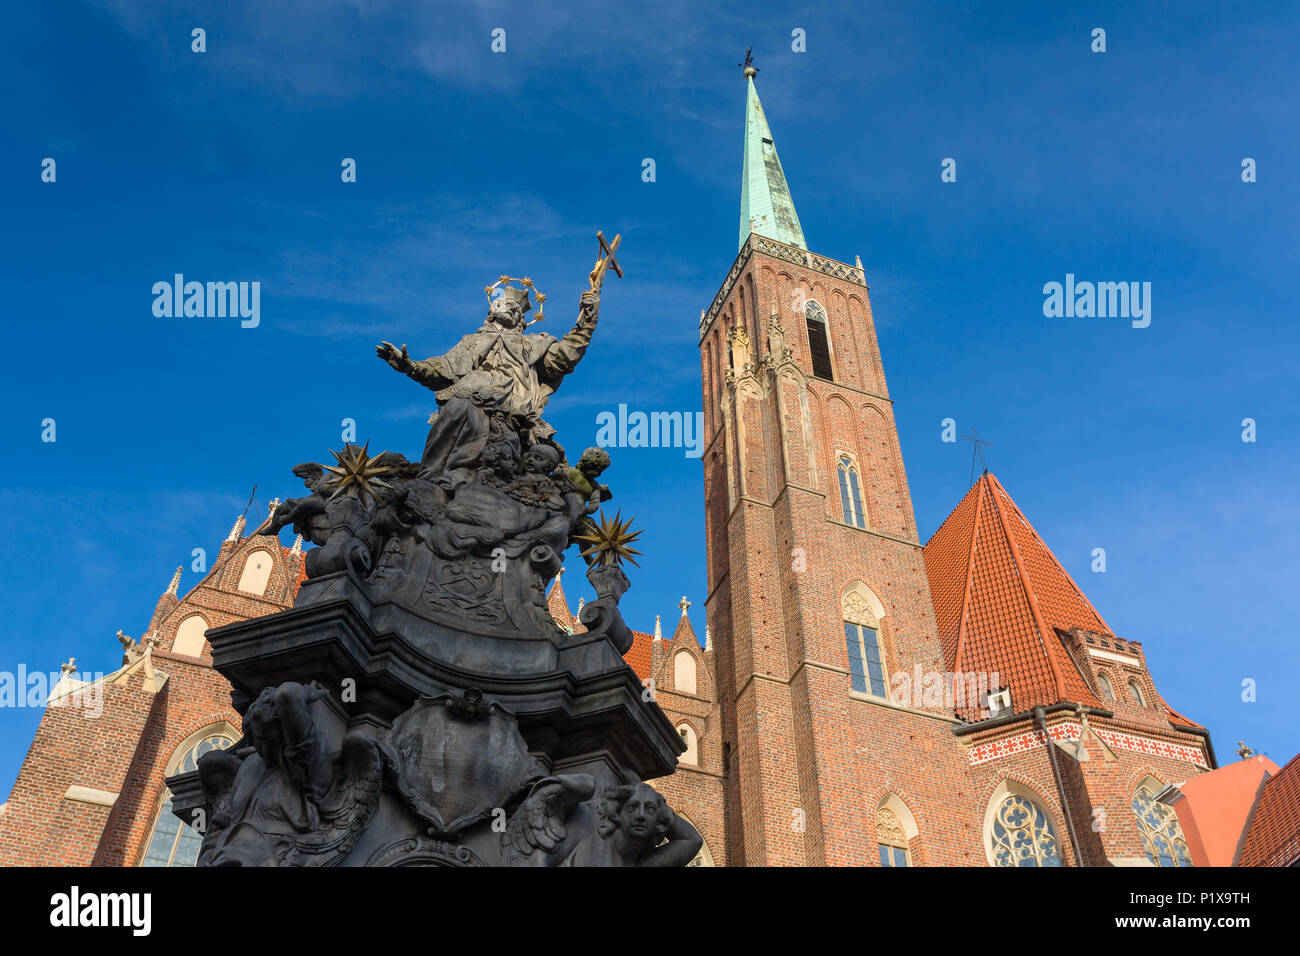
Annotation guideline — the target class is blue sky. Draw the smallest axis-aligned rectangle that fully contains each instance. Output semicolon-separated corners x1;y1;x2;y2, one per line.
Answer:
2;1;1296;798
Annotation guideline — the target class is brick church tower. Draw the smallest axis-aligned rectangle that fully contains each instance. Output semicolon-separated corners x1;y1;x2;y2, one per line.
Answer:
699;61;977;865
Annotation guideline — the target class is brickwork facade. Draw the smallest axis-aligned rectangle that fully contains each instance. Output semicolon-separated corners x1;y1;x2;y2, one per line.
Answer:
0;519;302;867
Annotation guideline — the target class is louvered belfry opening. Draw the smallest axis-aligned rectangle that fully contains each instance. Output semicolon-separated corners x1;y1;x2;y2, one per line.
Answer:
806;307;834;380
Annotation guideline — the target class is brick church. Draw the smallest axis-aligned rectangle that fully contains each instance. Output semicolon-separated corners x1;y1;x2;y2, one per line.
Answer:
1;64;1295;869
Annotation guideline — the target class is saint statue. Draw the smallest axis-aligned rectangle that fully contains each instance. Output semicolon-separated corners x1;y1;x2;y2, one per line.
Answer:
376;284;600;484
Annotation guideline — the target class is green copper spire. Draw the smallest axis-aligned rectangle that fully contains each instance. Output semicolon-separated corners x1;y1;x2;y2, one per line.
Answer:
739;59;806;252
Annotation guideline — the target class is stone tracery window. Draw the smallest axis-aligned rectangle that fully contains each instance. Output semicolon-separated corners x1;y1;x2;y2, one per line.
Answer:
988;792;1063;868
843;588;887;698
877;807;910;867
140;731;235;867
1132;782;1193;867
837;456;866;529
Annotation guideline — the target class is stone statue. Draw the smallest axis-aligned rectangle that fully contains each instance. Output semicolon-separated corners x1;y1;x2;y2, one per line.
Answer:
376;285;600;480
195;681;385;867
502;777;702;867
178;246;700;867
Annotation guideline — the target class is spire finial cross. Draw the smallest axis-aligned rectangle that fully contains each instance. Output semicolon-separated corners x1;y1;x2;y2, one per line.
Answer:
739;46;758;78
679;595;691;616
960;428;993;486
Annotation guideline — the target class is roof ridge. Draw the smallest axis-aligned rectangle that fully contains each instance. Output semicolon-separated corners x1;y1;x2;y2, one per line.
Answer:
986;474;1069;700
925;477;984;545
951;476;988;676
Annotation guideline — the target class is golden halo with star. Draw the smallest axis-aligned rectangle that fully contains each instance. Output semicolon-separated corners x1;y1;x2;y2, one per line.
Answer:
484;274;547;326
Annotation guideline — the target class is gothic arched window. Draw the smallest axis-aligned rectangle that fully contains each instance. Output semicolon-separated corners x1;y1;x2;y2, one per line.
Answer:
877;807;911;867
677;724;699;765
172;614;209;657
837;456;866;529
140;730;236;867
236;549;274;596
1097;673;1115;701
1128;680;1146;707
674;651;698;695
805;301;834;380
1132;782;1193;867
842;586;887;698
987;790;1063;868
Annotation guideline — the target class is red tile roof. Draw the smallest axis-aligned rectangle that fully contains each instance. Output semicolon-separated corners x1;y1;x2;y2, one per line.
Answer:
923;473;1114;718
1239;752;1300;866
623;629;655;680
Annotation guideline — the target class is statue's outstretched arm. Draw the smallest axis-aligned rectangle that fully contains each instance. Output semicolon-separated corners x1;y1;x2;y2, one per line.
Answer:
542;289;600;379
376;341;456;391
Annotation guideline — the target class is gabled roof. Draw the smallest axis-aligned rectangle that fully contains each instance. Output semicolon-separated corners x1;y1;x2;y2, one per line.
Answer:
923;473;1109;716
739;72;806;252
1240;752;1300;866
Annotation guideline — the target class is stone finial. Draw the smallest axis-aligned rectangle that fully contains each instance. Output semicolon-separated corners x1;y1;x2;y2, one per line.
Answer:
1236;741;1258;759
144;631;162;650
678;596;691;617
576;597;585;615
290;534;304;557
653;615;663;640
60;658;76;676
165;566;182;596
704;624;713;651
226;514;246;542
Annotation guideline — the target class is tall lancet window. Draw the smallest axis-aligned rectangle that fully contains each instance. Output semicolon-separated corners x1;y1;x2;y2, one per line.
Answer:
805;302;834;380
843;587;887;698
837;456;866;529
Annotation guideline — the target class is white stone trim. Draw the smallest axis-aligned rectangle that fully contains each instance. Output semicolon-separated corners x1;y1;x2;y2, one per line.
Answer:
64;786;118;807
1087;648;1142;667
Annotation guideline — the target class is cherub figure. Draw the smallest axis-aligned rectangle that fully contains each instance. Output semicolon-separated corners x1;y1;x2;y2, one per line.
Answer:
592;782;702;866
505;442;564;509
502;777;702;867
560;447;614;565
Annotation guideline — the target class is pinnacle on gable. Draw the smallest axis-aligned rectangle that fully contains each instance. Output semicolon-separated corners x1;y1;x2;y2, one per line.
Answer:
671;602;698;645
226;514;246;542
653;614;663;640
290;534;303;557
165;566;182;596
